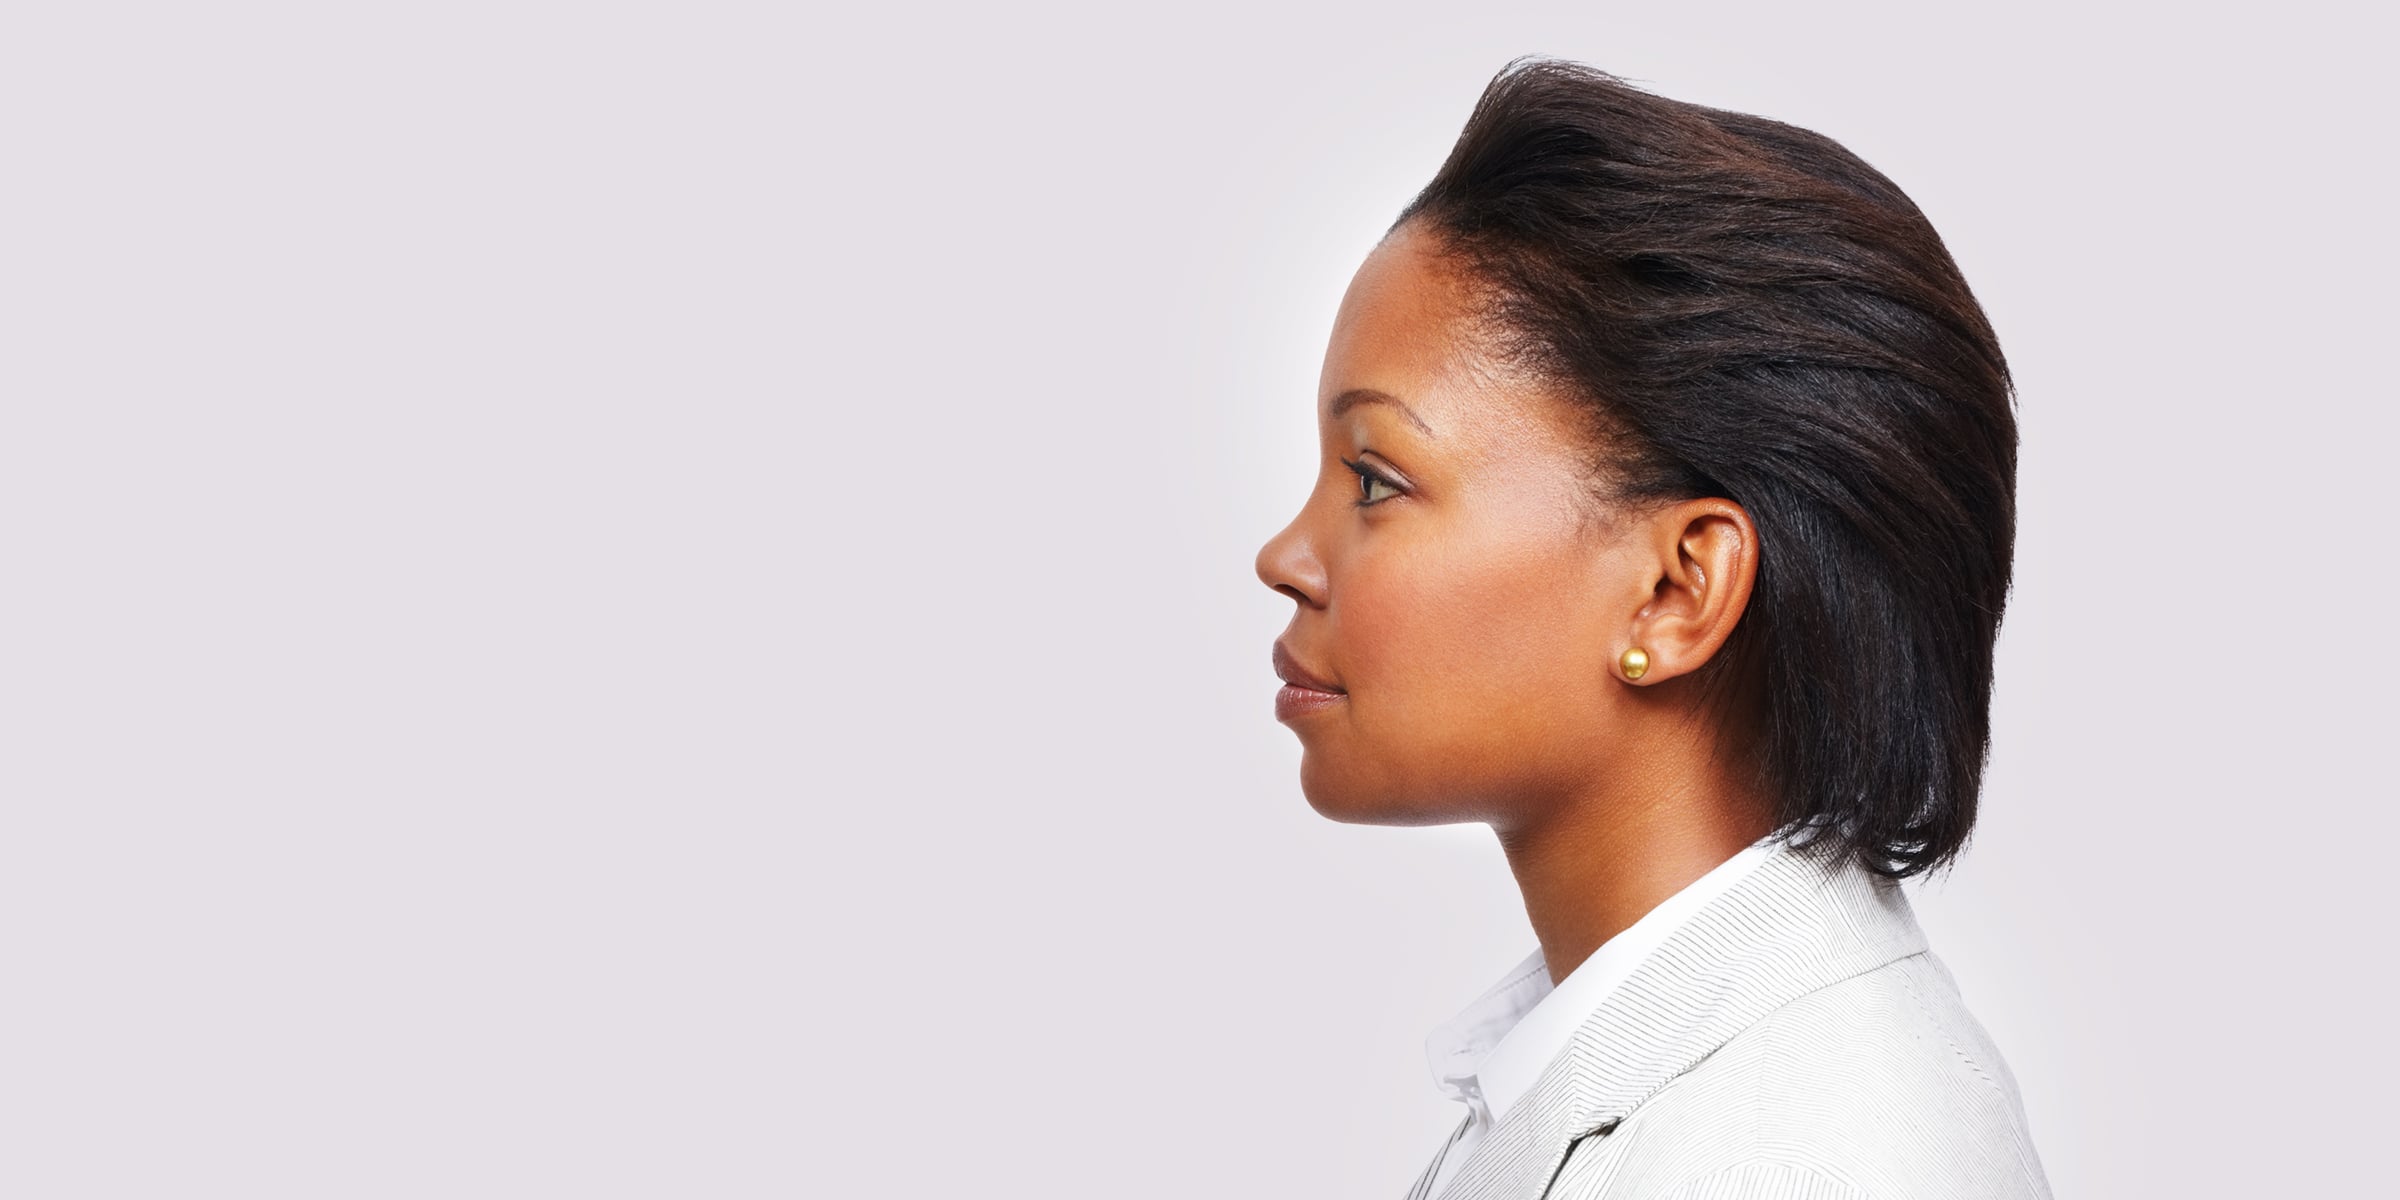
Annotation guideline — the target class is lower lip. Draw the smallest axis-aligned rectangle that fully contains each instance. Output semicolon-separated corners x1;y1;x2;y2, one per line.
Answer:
1275;684;1346;722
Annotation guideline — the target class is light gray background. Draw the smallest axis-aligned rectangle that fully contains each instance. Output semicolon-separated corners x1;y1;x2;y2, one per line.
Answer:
4;2;2391;1196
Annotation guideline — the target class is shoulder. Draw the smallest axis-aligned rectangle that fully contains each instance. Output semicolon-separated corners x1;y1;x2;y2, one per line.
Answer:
1546;951;2051;1200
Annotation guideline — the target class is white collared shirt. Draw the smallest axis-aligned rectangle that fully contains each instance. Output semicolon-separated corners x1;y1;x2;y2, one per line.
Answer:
1420;835;1784;1198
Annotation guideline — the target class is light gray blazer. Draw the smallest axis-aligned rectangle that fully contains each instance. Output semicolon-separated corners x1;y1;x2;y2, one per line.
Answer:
1405;835;2052;1200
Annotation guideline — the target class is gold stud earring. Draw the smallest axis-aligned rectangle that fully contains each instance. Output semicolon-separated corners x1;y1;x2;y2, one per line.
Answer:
1619;647;1650;681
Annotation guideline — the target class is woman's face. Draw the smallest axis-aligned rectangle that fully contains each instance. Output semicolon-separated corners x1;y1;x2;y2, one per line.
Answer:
1255;223;1649;828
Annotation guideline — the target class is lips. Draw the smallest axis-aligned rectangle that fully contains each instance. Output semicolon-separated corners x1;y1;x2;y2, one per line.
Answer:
1272;641;1344;694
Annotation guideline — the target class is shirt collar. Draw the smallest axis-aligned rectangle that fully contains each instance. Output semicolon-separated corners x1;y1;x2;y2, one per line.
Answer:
1423;833;1787;1123
1422;946;1552;1109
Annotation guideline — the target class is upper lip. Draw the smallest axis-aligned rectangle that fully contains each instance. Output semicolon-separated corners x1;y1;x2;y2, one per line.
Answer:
1272;641;1345;694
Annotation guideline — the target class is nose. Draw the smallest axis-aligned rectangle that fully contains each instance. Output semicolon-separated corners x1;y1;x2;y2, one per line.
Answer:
1255;511;1326;608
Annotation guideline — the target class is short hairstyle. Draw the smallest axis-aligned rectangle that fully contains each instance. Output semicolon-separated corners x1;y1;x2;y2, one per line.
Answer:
1395;58;2016;880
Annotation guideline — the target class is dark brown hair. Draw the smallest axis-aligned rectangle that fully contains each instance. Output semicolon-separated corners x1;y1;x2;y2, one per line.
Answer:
1396;58;2016;879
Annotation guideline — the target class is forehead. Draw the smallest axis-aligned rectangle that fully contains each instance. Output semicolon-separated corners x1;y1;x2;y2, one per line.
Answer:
1319;225;1490;406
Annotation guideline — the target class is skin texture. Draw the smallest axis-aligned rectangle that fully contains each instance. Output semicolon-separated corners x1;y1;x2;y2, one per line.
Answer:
1254;221;1780;985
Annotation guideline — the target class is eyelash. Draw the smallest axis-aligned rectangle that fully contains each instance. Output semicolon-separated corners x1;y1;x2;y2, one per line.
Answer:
1340;457;1403;508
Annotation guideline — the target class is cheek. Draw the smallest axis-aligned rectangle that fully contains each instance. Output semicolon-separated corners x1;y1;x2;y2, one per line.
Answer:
1341;526;1610;736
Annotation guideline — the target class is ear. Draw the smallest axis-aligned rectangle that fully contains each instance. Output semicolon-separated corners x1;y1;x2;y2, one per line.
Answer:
1618;498;1758;686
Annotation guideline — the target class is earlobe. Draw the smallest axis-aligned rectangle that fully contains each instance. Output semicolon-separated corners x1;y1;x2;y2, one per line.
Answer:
1618;645;1651;682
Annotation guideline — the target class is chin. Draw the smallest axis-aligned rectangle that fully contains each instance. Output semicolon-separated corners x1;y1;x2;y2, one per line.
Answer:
1297;756;1478;827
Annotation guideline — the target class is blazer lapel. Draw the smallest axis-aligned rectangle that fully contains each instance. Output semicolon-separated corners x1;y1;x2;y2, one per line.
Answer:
1429;835;1930;1200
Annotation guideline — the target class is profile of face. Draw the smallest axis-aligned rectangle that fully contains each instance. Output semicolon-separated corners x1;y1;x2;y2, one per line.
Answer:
1254;222;1757;831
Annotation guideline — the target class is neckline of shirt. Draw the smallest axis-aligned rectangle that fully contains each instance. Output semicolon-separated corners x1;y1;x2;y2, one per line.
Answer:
1430;833;1789;1126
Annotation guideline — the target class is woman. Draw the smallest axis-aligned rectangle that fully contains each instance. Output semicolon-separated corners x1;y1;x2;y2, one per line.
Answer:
1254;60;2051;1200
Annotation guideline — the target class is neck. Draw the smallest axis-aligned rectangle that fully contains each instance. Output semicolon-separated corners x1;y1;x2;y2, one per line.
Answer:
1494;765;1775;987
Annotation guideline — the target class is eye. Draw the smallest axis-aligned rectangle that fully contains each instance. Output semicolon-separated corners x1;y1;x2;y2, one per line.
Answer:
1340;457;1403;508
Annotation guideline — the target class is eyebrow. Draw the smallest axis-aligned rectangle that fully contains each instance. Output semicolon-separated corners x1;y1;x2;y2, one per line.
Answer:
1328;388;1436;436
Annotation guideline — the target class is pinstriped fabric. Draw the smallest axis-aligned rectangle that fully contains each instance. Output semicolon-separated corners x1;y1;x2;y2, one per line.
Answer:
1651;1161;1873;1199
1415;836;2050;1200
1405;1113;1476;1200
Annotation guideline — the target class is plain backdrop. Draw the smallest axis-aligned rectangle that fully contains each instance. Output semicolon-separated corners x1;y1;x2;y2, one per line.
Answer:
4;2;2393;1196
